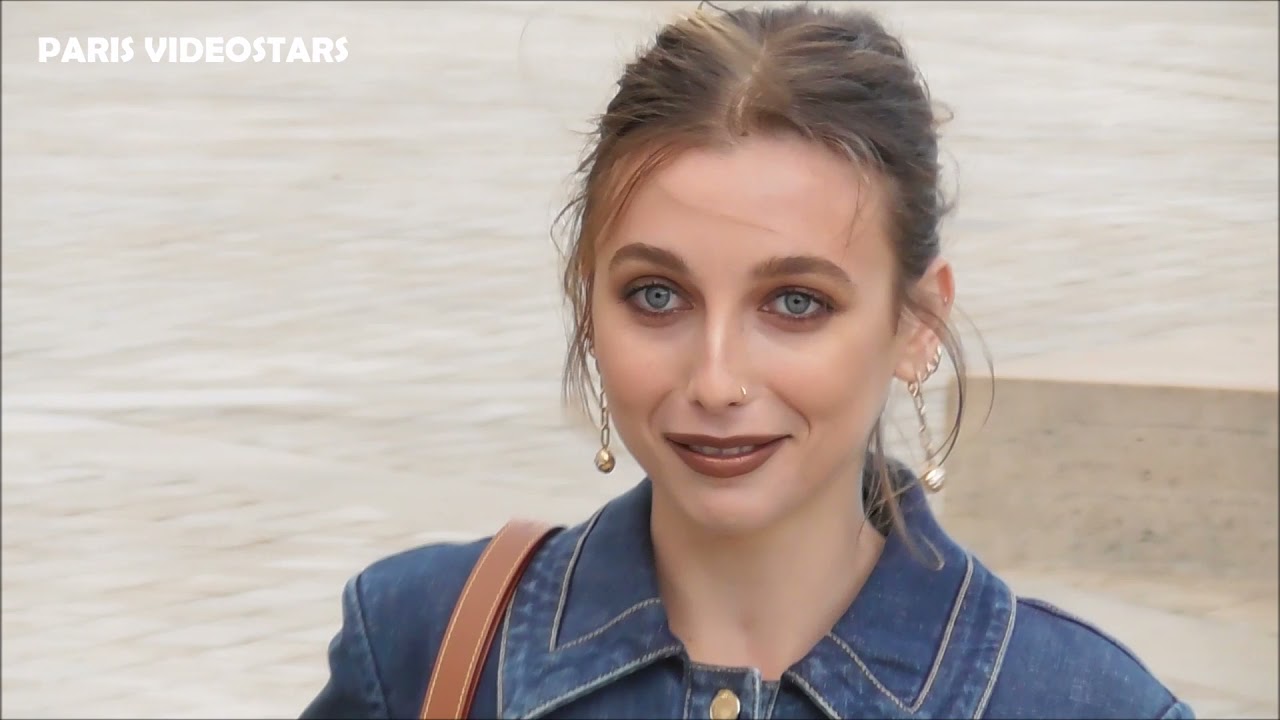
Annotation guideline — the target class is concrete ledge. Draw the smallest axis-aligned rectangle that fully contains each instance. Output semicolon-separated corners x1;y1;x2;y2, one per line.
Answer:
939;326;1278;581
989;322;1277;392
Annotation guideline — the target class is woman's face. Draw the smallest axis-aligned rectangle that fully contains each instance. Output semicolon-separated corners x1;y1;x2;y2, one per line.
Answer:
589;133;951;535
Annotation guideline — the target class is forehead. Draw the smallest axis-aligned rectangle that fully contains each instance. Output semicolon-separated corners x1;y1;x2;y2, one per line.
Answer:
607;134;892;263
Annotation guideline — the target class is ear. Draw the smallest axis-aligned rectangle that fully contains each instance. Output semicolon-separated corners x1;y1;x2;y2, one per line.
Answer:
892;257;955;384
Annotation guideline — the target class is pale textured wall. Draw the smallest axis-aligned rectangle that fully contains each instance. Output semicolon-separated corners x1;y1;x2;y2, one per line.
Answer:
2;2;1276;716
3;1;1275;470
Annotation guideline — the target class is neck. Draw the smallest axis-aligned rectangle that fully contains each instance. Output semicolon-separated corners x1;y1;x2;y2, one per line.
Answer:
650;471;885;681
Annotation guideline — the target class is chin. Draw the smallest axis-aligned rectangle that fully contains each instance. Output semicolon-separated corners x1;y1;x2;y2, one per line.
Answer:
652;463;799;537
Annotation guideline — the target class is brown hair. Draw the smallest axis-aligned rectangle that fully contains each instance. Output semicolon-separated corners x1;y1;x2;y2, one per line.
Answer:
555;1;968;537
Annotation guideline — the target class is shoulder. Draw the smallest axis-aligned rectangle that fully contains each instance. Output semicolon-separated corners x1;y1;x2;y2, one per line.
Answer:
356;535;493;634
300;536;496;719
983;591;1193;719
302;521;585;719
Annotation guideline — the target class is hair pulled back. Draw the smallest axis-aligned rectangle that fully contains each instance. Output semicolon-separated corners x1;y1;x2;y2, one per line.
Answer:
556;2;968;535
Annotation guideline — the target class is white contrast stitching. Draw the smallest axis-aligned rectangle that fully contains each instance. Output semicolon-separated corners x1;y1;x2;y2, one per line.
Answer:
913;554;975;708
785;672;841;720
825;634;910;711
557;598;663;650
450;530;545;718
422;532;506;715
549;508;603;651
682;658;694;719
824;553;974;713
520;645;682;719
973;587;1016;719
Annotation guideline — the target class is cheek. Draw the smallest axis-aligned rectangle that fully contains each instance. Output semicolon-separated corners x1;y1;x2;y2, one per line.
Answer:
589;286;671;428
766;316;898;429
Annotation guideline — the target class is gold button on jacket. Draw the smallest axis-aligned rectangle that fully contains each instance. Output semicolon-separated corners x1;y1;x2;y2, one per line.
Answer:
709;688;741;720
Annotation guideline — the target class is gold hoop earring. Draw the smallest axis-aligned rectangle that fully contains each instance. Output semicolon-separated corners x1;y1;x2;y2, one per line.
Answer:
593;360;615;474
908;368;945;493
924;345;943;379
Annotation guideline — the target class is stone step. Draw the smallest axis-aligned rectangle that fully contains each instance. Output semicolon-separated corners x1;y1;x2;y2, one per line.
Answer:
937;322;1278;581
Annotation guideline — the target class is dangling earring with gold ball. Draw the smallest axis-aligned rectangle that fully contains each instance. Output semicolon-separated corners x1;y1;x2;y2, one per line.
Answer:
908;345;945;493
593;358;615;474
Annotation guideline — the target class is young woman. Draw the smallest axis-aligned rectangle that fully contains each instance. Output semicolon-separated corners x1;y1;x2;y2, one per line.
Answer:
302;4;1193;718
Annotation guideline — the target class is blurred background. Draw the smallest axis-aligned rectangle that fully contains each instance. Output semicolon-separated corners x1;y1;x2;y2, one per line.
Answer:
2;1;1276;716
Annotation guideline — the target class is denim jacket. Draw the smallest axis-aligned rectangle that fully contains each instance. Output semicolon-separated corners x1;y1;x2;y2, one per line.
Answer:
302;467;1194;719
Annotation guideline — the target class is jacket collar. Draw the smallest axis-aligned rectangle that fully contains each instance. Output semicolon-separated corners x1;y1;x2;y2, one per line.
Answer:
499;463;1016;719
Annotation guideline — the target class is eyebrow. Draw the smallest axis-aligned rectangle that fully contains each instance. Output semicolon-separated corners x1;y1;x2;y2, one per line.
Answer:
608;242;854;288
608;243;689;275
753;255;853;288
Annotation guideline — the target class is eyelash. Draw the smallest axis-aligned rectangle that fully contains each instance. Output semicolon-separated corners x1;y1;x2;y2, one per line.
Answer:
770;287;836;322
622;281;835;324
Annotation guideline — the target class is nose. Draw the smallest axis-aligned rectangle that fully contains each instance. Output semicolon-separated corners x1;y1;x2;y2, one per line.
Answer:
685;313;749;411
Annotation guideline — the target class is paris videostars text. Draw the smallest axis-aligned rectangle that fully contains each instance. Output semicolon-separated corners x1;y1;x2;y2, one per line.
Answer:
38;36;349;63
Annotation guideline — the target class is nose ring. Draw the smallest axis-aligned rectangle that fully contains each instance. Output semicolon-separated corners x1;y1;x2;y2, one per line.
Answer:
740;385;748;401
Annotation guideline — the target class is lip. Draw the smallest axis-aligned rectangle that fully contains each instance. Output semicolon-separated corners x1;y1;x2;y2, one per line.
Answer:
664;433;788;479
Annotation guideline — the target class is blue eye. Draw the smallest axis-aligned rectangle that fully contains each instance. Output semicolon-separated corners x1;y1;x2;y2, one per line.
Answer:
642;285;673;310
626;282;683;315
770;291;825;318
781;292;814;315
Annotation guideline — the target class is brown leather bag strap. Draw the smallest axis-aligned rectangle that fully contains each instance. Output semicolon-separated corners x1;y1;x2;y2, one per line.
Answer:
420;519;558;720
